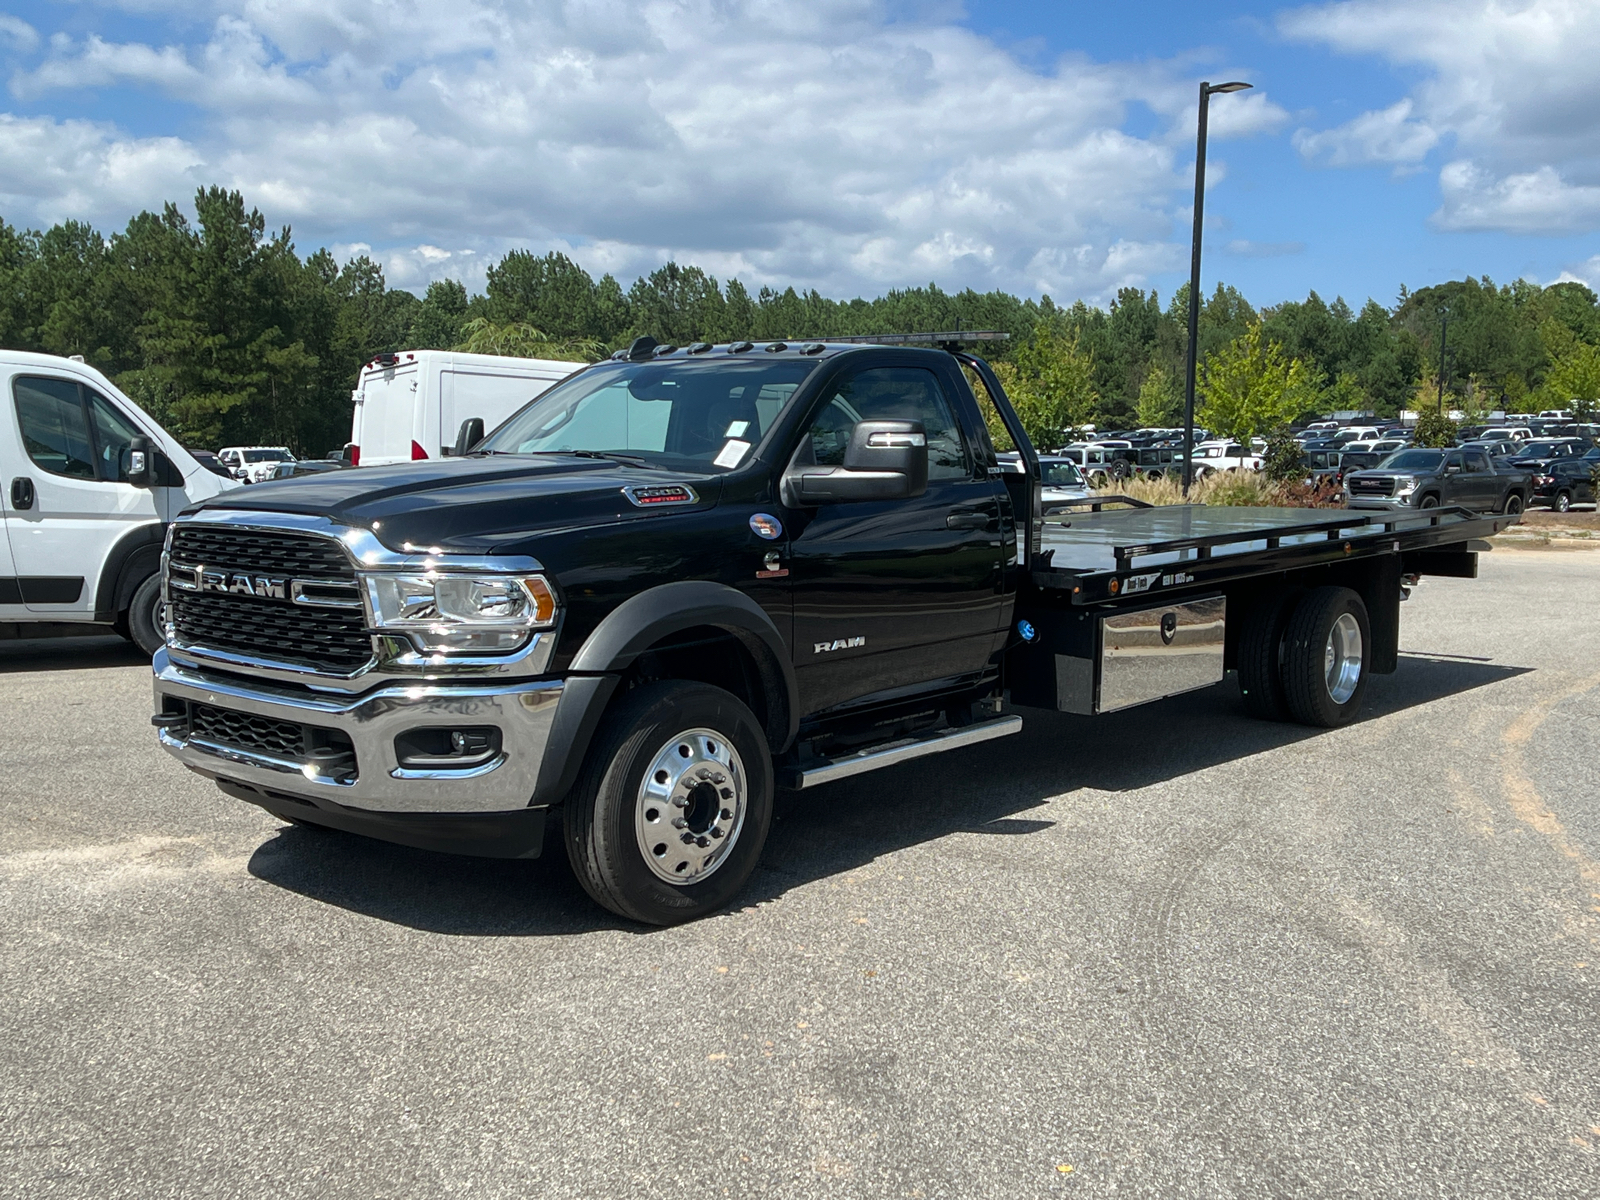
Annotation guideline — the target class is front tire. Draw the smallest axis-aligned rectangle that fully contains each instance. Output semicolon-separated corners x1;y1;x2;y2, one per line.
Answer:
1280;587;1370;728
126;573;166;658
563;681;773;926
1418;494;1440;510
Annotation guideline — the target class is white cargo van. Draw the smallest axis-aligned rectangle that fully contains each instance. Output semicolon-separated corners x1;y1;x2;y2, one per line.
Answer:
0;350;237;654
349;351;582;466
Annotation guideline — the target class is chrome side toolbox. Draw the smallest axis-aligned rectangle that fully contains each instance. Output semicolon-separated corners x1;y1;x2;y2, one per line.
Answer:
1011;594;1226;715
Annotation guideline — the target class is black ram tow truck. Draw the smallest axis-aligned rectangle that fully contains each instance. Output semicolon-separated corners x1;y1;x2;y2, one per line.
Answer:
151;335;1515;924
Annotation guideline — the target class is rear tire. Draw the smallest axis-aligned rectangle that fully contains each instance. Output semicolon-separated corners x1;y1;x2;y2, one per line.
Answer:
563;680;773;926
1280;587;1370;728
1237;588;1301;721
1502;492;1524;515
126;573;165;658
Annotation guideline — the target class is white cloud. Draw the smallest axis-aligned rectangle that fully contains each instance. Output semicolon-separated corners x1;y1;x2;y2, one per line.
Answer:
1224;239;1306;258
1435;161;1600;234
1293;99;1438;167
0;15;39;52
0;0;1291;301
0;114;203;226
1284;0;1600;233
1553;255;1600;290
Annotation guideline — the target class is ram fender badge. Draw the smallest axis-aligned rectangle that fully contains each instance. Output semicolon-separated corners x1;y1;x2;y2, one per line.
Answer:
813;636;865;654
749;513;783;539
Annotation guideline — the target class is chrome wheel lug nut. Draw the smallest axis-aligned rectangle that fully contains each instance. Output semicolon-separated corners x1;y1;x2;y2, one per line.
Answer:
709;827;723;839
680;832;695;844
719;808;733;821
671;796;688;808
672;817;687;829
696;836;709;848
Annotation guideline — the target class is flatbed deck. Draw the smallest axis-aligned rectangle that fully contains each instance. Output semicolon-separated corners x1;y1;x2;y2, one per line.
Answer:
1031;504;1517;604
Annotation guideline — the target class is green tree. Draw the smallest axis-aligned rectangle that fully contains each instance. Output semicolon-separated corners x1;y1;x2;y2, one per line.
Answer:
1539;320;1600;419
1198;323;1321;446
1134;364;1178;427
409;279;469;349
453;317;601;362
992;324;1097;449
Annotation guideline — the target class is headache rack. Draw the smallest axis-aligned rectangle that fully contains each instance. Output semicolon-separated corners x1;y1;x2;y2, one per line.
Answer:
1031;503;1516;604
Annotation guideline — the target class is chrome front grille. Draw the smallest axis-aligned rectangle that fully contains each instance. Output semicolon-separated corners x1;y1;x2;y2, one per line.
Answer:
167;523;372;674
169;525;356;581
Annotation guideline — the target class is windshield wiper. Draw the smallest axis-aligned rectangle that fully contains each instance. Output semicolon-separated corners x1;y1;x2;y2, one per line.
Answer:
541;450;662;469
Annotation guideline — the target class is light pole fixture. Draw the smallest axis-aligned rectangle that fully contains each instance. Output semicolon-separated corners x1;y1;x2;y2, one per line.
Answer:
1182;79;1253;497
1436;305;1450;415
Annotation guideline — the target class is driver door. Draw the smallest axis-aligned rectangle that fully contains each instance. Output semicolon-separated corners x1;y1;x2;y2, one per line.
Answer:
783;362;1007;715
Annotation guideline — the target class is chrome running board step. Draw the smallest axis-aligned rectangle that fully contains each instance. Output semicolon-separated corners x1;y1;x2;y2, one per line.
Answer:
782;715;1023;790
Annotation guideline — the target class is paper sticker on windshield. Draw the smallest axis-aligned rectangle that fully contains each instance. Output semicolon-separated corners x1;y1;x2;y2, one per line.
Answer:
750;513;783;540
724;420;752;438
714;439;751;469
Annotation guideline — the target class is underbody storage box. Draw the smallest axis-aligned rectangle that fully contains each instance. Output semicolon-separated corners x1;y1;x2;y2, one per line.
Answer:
1009;595;1227;715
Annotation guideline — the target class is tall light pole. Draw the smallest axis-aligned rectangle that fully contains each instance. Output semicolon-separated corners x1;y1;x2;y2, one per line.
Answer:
1182;79;1253;497
1436;306;1450;414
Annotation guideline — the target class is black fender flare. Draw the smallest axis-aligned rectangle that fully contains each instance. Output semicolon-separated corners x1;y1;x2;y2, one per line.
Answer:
531;581;797;807
93;522;167;622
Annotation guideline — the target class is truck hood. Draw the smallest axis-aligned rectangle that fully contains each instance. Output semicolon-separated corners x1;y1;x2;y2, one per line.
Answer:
188;454;720;554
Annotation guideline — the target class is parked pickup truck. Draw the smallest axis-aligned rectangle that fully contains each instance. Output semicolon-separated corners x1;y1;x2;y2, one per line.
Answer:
151;335;1515;924
1344;446;1530;515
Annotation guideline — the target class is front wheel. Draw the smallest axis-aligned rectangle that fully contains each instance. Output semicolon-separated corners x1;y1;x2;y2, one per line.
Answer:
125;573;166;658
1280;587;1370;728
563;681;773;926
1418;494;1440;510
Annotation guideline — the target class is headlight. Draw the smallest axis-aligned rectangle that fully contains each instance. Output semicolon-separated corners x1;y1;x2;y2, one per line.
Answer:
365;572;558;653
1393;475;1417;495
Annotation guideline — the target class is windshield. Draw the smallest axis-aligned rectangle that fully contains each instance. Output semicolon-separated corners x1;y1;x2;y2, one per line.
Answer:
479;359;818;470
1519;441;1564;456
1379;449;1444;470
244;449;292;463
1040;460;1086;488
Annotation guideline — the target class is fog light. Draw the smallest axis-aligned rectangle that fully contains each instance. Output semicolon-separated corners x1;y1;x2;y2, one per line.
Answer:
394;726;503;770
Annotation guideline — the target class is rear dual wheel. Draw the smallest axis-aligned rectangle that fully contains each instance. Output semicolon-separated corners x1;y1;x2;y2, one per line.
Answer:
1238;586;1370;728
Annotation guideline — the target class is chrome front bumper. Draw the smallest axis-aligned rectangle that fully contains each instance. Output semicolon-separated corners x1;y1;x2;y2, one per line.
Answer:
152;648;563;813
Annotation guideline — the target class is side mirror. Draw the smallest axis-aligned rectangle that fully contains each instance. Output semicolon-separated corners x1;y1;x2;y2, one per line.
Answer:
126;436;154;488
453;417;486;457
786;420;929;504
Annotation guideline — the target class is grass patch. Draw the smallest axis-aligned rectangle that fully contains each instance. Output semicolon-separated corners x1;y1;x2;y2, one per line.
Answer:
1095;472;1343;508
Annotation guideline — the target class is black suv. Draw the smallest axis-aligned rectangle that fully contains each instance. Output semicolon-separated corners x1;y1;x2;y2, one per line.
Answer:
1531;458;1596;511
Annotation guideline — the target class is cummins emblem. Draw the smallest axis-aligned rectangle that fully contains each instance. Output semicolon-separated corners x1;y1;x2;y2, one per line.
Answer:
198;568;288;600
814;636;866;654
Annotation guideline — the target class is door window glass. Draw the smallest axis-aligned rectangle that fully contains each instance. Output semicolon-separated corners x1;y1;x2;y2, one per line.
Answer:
1444;452;1464;470
87;390;144;483
14;376;95;479
1464;451;1490;472
802;367;971;481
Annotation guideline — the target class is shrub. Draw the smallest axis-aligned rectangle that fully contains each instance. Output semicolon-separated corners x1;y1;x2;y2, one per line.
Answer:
1412;408;1458;448
1261;428;1304;482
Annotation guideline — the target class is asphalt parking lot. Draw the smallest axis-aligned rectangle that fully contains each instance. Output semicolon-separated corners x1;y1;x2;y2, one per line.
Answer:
3;547;1598;1199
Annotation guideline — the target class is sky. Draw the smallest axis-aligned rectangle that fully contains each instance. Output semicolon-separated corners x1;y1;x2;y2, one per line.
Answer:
1;0;1598;312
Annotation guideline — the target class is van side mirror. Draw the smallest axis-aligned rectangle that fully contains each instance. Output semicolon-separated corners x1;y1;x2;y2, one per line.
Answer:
453;417;486;456
126;436;154;488
785;420;929;504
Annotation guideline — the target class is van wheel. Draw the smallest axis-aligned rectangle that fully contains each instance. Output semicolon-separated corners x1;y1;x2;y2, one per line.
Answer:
1280;587;1370;728
563;681;773;926
1237;588;1301;721
125;573;166;658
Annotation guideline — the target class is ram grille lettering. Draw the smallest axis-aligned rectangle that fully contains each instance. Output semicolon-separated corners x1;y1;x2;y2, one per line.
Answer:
813;636;866;654
197;569;290;601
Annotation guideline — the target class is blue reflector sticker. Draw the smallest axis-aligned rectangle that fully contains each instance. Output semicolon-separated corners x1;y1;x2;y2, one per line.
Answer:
750;513;783;540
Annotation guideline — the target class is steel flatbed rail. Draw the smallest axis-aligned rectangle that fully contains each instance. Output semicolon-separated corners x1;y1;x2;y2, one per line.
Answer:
1030;503;1516;605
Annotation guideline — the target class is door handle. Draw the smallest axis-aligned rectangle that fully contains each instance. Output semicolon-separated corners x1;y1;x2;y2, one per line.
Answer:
946;511;990;530
10;477;33;510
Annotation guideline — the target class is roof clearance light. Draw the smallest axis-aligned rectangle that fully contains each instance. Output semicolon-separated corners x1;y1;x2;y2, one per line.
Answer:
411;440;428;461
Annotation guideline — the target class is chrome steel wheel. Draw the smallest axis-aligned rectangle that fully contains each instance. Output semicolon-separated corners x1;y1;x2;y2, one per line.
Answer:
634;729;747;885
1324;612;1363;705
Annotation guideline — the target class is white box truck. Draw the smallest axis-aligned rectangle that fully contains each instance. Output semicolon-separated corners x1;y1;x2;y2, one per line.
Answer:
349;351;582;466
